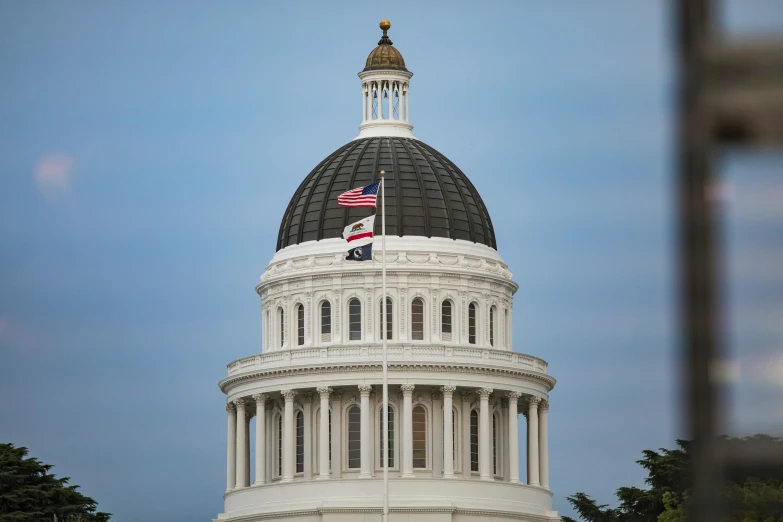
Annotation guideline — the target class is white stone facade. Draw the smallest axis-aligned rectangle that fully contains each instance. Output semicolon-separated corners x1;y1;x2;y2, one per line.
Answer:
216;237;558;521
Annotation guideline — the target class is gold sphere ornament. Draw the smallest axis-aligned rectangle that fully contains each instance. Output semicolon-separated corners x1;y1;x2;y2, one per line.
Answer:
380;20;391;31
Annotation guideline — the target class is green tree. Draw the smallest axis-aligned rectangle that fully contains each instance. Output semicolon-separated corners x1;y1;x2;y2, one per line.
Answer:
562;436;783;522
0;443;111;522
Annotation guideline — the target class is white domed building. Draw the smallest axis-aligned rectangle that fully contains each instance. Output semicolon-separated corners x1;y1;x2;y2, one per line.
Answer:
216;21;559;522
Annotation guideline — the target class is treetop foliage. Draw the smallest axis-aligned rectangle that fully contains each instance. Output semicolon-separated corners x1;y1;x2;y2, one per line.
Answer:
0;443;111;522
562;436;783;522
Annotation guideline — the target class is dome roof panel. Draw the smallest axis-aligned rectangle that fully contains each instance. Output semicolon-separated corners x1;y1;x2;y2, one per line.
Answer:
277;137;496;251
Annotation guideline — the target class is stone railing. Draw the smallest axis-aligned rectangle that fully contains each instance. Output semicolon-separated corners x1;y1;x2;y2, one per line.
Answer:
226;345;548;377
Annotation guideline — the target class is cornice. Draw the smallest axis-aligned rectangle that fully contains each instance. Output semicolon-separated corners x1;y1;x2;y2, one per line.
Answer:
218;361;556;393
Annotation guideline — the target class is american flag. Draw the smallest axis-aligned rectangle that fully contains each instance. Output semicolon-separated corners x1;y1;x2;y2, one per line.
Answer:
337;182;379;208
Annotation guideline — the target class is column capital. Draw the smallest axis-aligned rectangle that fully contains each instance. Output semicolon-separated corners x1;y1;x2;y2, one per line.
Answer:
332;391;343;402
400;384;415;396
252;393;268;405
478;388;493;399
506;391;522;401
527;396;541;409
539;400;549;412
440;385;457;397
431;391;441;401
282;389;298;402
302;391;313;403
317;386;333;397
358;384;373;396
226;403;236;414
460;392;472;404
233;398;246;409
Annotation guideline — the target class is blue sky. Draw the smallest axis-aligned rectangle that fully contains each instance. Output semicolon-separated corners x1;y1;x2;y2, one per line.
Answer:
1;2;781;521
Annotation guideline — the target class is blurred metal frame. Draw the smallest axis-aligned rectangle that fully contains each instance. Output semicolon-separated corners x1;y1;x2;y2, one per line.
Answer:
676;1;783;521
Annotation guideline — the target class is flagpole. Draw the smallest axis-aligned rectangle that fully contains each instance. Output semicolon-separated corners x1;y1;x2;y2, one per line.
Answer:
380;170;389;521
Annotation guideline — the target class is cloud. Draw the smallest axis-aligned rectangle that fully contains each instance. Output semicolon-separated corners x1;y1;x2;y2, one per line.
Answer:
34;154;73;202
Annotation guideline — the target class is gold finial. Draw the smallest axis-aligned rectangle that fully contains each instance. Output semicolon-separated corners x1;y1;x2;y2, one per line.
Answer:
380;20;391;31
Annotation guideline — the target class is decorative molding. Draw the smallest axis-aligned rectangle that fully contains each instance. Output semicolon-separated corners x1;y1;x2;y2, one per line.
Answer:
252;393;268;404
400;384;415;395
316;386;332;397
301;392;313;403
358;384;372;395
441;385;456;397
506;391;522;401
282;389;298;401
331;391;343;402
431;391;441;401
527;396;541;408
233;398;246;408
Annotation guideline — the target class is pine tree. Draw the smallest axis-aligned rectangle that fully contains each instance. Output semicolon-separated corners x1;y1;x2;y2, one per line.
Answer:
0;443;110;522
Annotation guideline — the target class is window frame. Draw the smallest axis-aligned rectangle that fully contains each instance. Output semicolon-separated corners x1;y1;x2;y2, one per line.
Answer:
278;306;286;348
296;410;305;474
347;298;362;342
346;404;361;469
320;300;332;343
412;404;428;469
375;401;398;471
470;409;479;473
296;303;305;346
378;296;394;341
441;299;454;342
410;297;425;342
468;302;478;345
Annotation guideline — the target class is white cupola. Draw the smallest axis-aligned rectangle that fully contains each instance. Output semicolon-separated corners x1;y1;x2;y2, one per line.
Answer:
356;20;416;140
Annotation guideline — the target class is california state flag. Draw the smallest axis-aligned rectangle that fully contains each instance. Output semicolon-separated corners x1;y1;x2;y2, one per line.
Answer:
342;215;375;243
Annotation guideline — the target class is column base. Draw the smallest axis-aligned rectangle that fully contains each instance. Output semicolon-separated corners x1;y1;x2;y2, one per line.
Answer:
443;473;456;479
316;475;330;480
358;473;372;479
280;477;294;483
401;472;415;478
509;479;521;484
529;481;541;487
480;476;494;482
252;480;265;486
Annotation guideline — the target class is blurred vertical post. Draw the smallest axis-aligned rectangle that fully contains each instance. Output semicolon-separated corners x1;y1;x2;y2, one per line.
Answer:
676;1;783;520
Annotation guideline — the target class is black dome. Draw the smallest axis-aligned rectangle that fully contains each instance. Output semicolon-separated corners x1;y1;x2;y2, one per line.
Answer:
277;137;496;251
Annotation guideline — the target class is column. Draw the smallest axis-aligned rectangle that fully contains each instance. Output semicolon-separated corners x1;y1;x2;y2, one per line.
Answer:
404;83;409;121
252;395;267;485
245;412;251;486
282;389;297;482
317;387;332;479
226;403;237;491
441;386;456;478
368;83;374;120
432;390;443;477
401;384;415;477
539;400;549;489
362;83;367;122
234;399;248;488
331;391;343;478
478;388;493;481
358;385;373;478
302;393;313;479
506;392;521;483
527;397;540;486
387;81;393;120
461;392;471;478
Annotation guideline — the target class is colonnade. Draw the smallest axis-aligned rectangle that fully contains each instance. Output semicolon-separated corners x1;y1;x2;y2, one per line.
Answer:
225;385;549;492
362;80;408;123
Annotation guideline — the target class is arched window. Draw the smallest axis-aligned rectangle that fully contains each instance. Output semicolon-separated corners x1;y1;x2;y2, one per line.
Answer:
504;308;509;348
492;412;498;475
468;303;477;345
412;405;427;468
441;300;453;341
277;413;283;477
490;306;496;347
315;408;332;473
278;307;285;348
321;301;331;342
296;411;304;473
470;409;478;472
265;310;270;347
348;299;362;341
347;405;361;468
379;297;393;340
297;304;305;346
379;404;395;468
411;298;424;341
